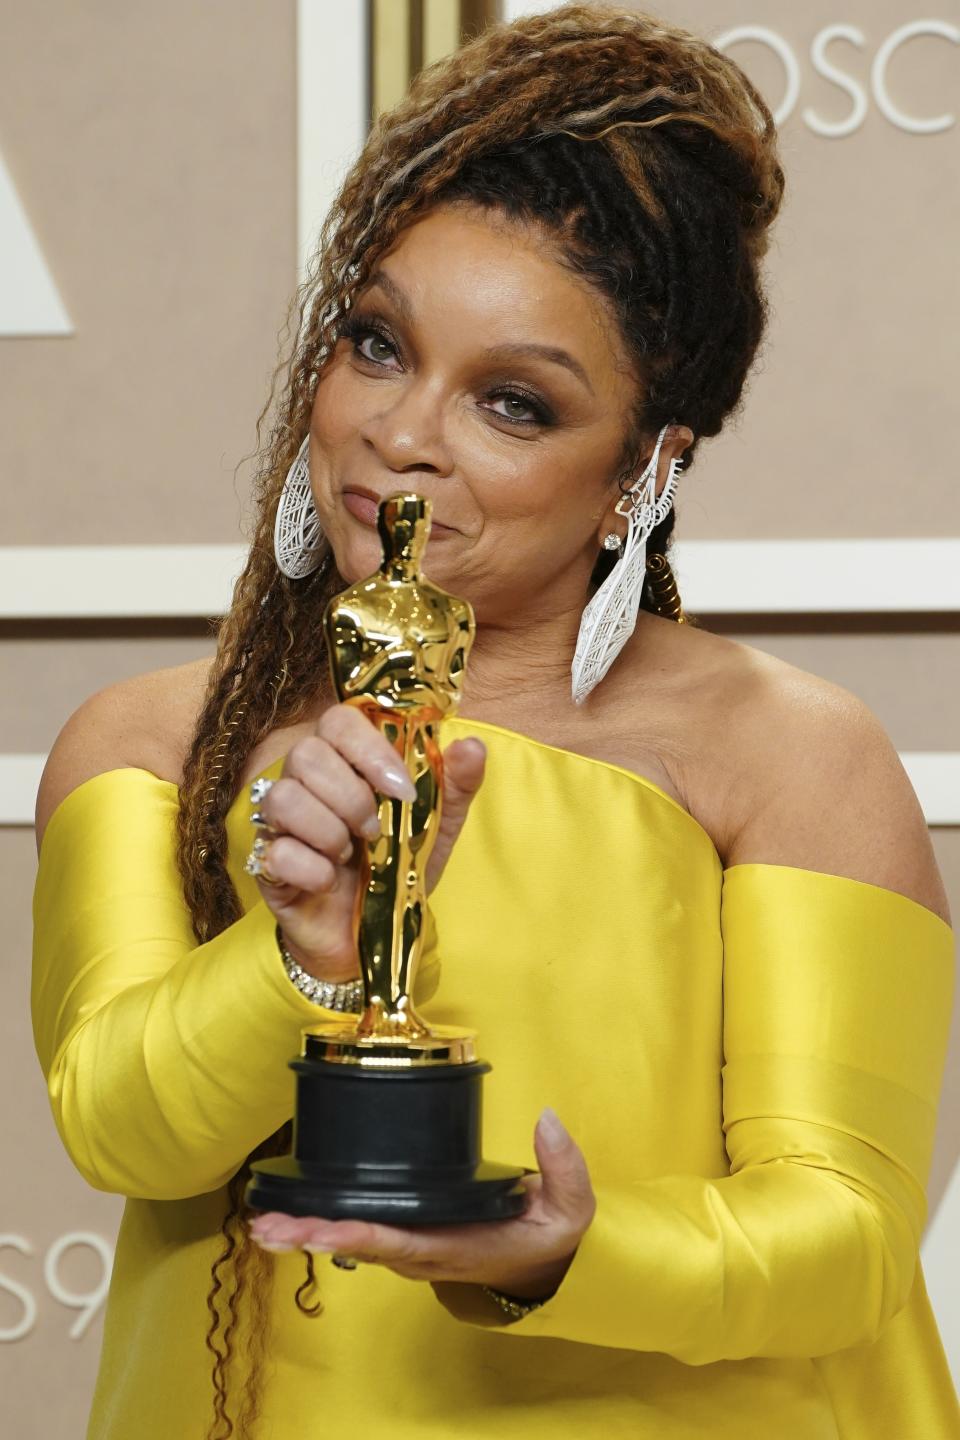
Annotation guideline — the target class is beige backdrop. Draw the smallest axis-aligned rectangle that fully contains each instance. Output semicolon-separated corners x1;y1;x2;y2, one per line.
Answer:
1;2;957;1435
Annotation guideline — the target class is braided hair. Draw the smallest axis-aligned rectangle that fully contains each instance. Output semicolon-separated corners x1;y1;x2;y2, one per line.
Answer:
176;7;784;1434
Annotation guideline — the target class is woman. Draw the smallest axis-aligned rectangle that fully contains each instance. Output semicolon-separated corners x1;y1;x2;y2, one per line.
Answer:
31;5;957;1438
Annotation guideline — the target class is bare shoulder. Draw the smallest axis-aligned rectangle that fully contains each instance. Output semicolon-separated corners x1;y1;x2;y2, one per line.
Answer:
34;656;215;850
705;632;951;926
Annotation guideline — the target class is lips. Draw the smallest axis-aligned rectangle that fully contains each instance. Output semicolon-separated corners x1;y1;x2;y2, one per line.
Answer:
342;486;456;535
342;490;380;527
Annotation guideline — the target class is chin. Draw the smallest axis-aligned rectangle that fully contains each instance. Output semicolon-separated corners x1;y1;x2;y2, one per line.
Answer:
331;531;458;587
329;537;379;585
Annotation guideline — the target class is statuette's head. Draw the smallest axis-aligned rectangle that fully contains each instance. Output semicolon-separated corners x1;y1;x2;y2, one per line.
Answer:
377;492;432;565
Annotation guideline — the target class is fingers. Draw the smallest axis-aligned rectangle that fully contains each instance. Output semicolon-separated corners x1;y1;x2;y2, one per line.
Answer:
277;743;381;843
318;705;417;801
437;738;486;836
255;710;483;899
424;738;487;894
250;1213;430;1267
251;832;340;893
442;737;487;801
255;709;409;880
249;1210;515;1269
264;777;354;858
253;759;360;891
533;1109;596;1227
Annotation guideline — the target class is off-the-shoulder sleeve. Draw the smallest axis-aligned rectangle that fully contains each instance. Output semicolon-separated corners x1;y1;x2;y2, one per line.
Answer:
481;863;955;1363
31;768;441;1201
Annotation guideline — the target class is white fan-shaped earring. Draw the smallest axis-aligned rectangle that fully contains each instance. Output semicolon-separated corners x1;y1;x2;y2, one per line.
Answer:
572;423;684;705
273;434;331;579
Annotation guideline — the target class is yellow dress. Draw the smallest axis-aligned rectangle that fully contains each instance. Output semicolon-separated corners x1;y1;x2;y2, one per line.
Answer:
31;716;959;1439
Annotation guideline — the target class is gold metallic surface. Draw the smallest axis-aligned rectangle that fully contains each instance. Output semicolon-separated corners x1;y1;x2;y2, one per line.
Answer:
303;1024;477;1068
322;492;476;1053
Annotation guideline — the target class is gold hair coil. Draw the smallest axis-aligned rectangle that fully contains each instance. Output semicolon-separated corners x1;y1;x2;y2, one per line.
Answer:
196;703;248;865
645;551;686;624
196;665;286;864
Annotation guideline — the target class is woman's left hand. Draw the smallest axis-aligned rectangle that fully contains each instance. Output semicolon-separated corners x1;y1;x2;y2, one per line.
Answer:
249;1109;595;1301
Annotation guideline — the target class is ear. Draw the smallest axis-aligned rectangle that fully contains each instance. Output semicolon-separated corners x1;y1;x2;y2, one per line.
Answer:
595;424;694;549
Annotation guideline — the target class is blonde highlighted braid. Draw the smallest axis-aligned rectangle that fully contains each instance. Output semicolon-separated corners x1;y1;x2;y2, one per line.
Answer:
175;7;784;1434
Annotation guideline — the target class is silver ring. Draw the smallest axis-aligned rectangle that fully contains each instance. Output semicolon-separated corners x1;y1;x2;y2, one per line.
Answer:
243;834;280;885
249;777;275;804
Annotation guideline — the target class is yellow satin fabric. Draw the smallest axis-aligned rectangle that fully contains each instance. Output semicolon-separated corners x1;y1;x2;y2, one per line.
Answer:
31;715;959;1439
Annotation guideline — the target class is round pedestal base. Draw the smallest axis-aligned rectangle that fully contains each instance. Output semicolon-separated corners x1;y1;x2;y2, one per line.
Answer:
245;1053;527;1225
246;1154;527;1224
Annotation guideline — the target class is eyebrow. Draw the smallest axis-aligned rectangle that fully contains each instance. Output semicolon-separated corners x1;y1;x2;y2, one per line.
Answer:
364;270;595;396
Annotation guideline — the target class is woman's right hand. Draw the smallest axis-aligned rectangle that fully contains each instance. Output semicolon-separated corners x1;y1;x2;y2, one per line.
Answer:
249;703;486;983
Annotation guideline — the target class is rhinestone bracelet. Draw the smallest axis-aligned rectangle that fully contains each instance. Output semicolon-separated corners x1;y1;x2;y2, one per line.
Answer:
275;925;363;1012
481;1285;549;1321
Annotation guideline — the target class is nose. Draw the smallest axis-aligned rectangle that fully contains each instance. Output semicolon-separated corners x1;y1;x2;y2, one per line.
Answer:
358;379;452;477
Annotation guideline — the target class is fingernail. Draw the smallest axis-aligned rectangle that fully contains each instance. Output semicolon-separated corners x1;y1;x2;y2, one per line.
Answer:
537;1107;570;1152
361;815;381;840
381;766;417;801
338;841;354;864
303;1241;336;1254
255;1238;294;1253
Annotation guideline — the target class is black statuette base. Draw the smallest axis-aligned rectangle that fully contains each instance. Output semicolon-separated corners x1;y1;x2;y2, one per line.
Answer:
246;1056;527;1225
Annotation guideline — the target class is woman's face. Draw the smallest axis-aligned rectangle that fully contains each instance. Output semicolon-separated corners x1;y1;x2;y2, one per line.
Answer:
308;202;651;625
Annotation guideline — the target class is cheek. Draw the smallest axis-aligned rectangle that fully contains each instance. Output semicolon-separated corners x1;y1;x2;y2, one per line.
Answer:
310;363;366;452
461;446;600;552
443;408;593;526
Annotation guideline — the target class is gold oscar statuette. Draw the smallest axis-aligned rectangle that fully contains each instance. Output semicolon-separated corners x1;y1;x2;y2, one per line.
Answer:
247;493;526;1224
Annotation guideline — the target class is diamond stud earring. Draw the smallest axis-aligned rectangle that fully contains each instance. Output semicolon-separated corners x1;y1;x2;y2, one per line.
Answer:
602;532;623;553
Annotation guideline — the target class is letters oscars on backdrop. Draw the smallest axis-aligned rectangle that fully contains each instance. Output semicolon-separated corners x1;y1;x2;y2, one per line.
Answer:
714;20;959;136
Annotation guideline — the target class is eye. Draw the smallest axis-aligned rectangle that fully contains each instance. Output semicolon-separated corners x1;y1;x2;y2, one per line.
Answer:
339;313;553;428
357;330;397;365
484;389;552;428
340;316;399;367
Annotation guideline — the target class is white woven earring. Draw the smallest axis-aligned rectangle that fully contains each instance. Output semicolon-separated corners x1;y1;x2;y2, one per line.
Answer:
571;423;684;705
273;434;331;579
